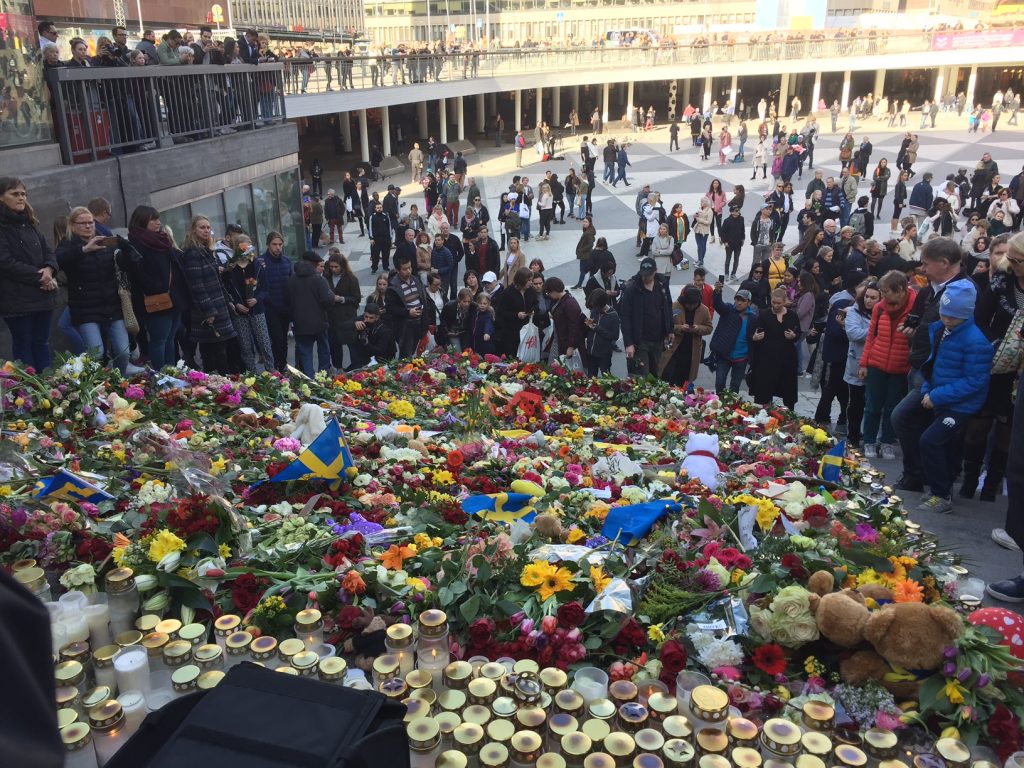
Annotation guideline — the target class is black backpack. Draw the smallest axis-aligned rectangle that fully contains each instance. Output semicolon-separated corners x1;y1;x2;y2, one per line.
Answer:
108;663;408;768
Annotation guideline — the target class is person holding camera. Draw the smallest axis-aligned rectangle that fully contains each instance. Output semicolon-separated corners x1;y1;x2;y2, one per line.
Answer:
55;206;133;374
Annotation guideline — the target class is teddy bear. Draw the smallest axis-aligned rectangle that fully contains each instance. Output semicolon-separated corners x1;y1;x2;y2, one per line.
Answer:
283;403;328;445
808;570;963;699
680;432;725;491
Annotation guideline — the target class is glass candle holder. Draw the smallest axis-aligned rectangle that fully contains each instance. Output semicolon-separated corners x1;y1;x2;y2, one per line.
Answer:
89;700;128;765
294;609;324;651
408;718;442;768
385;623;416;678
117;690;146;738
61;722;98;768
113;647;150;700
84;599;113;650
104;568;139;636
416;609;450;658
213;615;241;653
675;672;711;715
417;646;449;692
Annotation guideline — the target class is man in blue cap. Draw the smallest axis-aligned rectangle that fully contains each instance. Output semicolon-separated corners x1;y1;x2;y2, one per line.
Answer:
891;279;993;515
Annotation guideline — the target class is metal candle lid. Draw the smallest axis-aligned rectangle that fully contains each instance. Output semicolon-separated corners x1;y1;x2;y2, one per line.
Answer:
696;729;729;755
278;638;305;661
728;717;759;745
663;739;696;767
762;719;802;754
249;635;278;660
55;686;78;709
492;696;518;719
194;643;224;666
437;751;469;768
171;664;201;691
538;754;568;768
606;732;638;759
635;755;665;768
439;689;467;712
417;609;449;638
584;755;616;768
403;698;430;723
618;701;649;732
55;660;85;686
548;713;579;737
178;623;207;645
372;653;400;678
295;608;323;629
698;756;731;768
319;657;347;681
480;742;510;768
583;718;612;745
589;697;617;721
481;662;507;681
801;732;832;757
60;641;91;664
610;679;639;703
378;677;408;700
864;729;897;759
198;670;225;690
406;669;433;690
61;722;92;751
935;739;970;768
225;631;253;655
407;717;440;751
386;622;413;648
444;660;473;688
141;632;170;658
554;689;585;716
93;644;119;667
662;716;692;741
454;722;485;751
511;730;543;762
562;731;593;758
540;667;568;693
801;701;835;731
291;650;319;671
487;718;516;744
116;630;143;647
834;745;867;768
155;618;182;638
88;699;124;731
463;704;492;726
647;692;676;717
796;755;826;768
104;567;135;593
163;639;193;667
213;614;240;636
636;728;666;753
516;706;547;731
436;710;462;736
689;685;728;722
732;747;763;768
469;676;498;704
81;686;111;712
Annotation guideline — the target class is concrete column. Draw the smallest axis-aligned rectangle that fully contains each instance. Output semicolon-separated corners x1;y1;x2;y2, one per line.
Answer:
536;87;543;127
439;98;448;144
456;95;465;141
514;89;522;131
811;71;822;113
702;76;712;113
841;70;852;111
947;66;960;98
626;80;635;118
488;92;497;115
572;85;579;113
358;108;369;162
873;69;886;100
602;82;610;125
339;111;352;153
381;105;391;157
966;65;978;108
476;93;486;132
553;86;561;126
417;101;428;139
933;67;945;104
778;73;790;118
682;78;691;109
729;75;738;110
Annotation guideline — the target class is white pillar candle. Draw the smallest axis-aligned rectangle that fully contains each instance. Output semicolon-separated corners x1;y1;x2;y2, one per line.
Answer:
416;647;449;693
117;690;146;738
113;647;150;697
84;604;113;649
64;611;90;644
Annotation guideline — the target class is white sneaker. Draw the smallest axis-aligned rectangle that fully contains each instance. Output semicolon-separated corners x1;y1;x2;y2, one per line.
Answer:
880;443;897;461
864;443;879;458
992;528;1022;551
125;362;146;375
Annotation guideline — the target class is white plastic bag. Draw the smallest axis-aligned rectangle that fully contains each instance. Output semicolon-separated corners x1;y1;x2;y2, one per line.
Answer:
517;322;541;363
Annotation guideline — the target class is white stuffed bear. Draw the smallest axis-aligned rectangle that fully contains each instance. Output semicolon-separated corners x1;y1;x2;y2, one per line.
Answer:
680;432;725;491
282;403;328;446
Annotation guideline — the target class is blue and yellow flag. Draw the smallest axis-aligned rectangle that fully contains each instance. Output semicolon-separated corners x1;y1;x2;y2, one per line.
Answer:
34;470;114;503
602;500;682;546
818;441;847;483
269;419;356;485
462;492;537;523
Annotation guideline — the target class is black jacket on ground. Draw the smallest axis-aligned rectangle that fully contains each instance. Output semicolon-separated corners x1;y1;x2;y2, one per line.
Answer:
288;261;335;336
55;237;124;326
0;206;59;318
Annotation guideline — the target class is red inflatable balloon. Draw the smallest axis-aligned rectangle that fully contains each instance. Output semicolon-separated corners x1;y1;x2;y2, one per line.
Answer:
968;607;1024;661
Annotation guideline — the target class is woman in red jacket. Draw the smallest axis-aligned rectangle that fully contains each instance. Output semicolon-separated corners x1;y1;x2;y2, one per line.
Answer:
858;270;916;460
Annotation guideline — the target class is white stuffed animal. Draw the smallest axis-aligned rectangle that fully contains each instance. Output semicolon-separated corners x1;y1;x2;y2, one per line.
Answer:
283;403;328;446
680;432;725;491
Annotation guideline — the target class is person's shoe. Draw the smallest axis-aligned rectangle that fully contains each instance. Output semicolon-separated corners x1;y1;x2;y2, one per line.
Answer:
125;362;146;375
986;573;1024;603
958;475;978;499
895;475;924;492
709;236;716;243
991;528;1022;552
980;485;1000;502
879;443;897;461
864;443;879;459
834;422;848;436
571;284;583;290
917;494;954;515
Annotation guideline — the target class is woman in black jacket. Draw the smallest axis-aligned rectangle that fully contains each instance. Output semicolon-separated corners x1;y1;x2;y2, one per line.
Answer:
0;177;59;370
225;235;274;372
324;249;361;370
127;206;189;371
739;261;770;310
181;215;238;373
493;267;538;358
56;206;130;374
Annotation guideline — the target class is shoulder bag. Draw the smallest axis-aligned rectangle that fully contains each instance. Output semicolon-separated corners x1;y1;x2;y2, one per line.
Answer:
115;260;140;335
144;267;174;313
992;309;1024;374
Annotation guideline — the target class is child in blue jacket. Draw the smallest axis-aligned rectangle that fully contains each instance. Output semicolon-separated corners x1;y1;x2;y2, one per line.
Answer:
892;279;993;514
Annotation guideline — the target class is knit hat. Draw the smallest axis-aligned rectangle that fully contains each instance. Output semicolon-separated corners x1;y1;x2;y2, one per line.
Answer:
939;280;977;320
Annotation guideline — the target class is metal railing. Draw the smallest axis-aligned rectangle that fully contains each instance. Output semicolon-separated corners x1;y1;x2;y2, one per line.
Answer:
281;32;940;97
46;63;286;165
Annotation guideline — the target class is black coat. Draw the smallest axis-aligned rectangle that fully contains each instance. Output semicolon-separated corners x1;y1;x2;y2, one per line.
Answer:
0;206;59;318
494;286;539;357
225;259;267;314
125;236;190;313
55;237;123;326
325;270;361;345
182;246;236;343
288;262;335;336
438;299;469;347
749;309;800;404
619;273;673;348
358;316;396;361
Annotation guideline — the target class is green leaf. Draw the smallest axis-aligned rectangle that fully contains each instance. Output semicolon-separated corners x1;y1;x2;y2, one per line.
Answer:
584;636;602;650
156;572;199;590
439;586;453;607
746;573;778;594
177;588;213;613
476;559;492;584
496;600;521;617
450;581;468;598
460;595;481;623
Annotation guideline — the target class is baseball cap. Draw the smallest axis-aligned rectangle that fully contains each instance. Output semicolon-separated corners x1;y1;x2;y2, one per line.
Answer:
735;289;753;302
481;271;498;284
639;257;657;274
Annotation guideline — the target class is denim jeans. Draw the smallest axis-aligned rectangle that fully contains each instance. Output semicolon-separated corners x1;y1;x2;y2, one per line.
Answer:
295;331;331;376
891;397;971;498
78;319;130;375
144;309;182;371
519;215;531;241
4;310;53;371
603;162;614;183
59;307;87;354
695;234;709;264
715;356;748;394
575;197;587;218
863;367;907;445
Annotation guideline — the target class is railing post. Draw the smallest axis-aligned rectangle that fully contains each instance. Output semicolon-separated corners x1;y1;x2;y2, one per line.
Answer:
200;73;216;139
146;76;167;149
78;81;98;163
49;72;74;165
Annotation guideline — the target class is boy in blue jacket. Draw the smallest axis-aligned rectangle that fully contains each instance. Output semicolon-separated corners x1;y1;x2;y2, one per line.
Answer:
892;280;993;515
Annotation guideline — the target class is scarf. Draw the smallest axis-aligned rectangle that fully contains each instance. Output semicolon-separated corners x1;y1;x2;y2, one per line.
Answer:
129;226;173;251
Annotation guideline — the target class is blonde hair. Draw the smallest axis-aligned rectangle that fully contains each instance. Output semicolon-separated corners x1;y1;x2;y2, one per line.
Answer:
1005;232;1024;271
182;216;210;250
68;206;91;225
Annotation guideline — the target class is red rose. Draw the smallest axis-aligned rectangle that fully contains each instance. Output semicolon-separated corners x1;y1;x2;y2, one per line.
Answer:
988;704;1024;761
781;553;808;580
229;573;264;614
752;644;787;676
469;618;495;647
802;504;829;529
337;605;363;631
659;640;688;675
557;602;585;628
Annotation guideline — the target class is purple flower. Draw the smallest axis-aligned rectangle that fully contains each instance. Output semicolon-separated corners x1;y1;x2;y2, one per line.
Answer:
976;674;990;688
509;611;525;626
335;513;384;536
389;601;406;614
696;568;721;591
10;507;28;527
520;618;534;635
957;668;972;683
585;535;609;548
854;523;879;543
943;662;957;677
943;646;959;659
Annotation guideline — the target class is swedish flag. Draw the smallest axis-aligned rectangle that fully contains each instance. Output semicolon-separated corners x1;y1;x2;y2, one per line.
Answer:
269;419;356;485
34;470;114;503
602;500;682;546
462;493;537;523
818;441;847;483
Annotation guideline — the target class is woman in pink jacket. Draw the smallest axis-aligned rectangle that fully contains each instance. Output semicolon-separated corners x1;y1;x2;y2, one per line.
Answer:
706;179;727;244
718;127;733;167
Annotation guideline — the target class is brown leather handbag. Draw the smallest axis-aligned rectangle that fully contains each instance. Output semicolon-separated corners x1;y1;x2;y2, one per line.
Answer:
144;269;173;313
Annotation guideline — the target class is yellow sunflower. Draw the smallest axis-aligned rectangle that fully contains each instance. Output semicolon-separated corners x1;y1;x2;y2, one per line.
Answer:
590;565;611;593
538;566;575;602
521;561;555;588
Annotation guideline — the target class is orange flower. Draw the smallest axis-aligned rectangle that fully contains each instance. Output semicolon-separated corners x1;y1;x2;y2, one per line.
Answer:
342;571;366;594
447;450;464;469
379;544;416;570
892;579;925;603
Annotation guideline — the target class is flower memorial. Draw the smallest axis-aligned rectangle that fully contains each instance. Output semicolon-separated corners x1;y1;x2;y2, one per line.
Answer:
1;353;1022;759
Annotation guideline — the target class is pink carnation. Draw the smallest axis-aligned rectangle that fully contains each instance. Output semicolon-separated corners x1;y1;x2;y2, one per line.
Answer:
273;437;302;453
